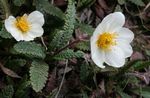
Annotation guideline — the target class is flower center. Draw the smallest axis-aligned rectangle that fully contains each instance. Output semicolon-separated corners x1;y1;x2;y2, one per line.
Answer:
15;15;30;33
97;32;118;51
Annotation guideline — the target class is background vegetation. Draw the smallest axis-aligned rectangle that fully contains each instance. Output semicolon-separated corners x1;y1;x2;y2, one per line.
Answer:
0;0;150;98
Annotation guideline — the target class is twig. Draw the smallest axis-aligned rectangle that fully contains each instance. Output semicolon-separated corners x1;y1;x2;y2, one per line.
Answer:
41;37;48;50
55;60;68;98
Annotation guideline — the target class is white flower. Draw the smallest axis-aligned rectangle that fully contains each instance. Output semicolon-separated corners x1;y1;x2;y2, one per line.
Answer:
90;12;134;68
5;11;44;41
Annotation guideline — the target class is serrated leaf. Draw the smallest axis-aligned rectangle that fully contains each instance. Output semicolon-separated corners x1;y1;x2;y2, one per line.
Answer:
54;49;84;60
77;0;96;10
13;42;46;59
49;0;76;50
30;60;49;92
128;0;145;6
35;0;64;19
13;0;25;6
76;41;90;51
76;22;94;36
0;26;12;39
0;85;14;98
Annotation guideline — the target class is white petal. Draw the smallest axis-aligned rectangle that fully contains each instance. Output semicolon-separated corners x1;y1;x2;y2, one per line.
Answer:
29;24;44;37
116;27;134;43
4;16;24;41
27;11;44;26
100;12;125;32
105;46;125;68
91;36;105;68
22;33;34;41
117;41;133;58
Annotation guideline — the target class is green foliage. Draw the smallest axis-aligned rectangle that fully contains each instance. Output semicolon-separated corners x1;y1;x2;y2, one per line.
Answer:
15;81;31;98
13;0;25;6
76;41;90;51
35;0;64;19
49;0;76;50
0;85;14;98
54;49;84;60
132;60;150;70
117;90;132;98
76;22;94;36
117;0;126;5
131;87;150;98
0;26;12;39
115;5;123;12
77;0;96;10
128;0;145;6
29;60;49;92
13;42;46;59
80;64;90;82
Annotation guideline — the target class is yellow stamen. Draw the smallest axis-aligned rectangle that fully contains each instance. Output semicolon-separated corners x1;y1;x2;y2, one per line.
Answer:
97;32;118;51
15;15;30;33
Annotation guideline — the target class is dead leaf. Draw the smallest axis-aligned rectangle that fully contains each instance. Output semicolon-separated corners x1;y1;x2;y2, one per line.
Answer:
46;68;57;92
0;63;21;78
54;0;67;6
97;0;109;11
130;51;145;61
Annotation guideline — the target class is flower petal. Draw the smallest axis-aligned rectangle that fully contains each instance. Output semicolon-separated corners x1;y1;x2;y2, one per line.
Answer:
117;41;133;58
28;11;44;26
91;36;105;68
5;16;24;41
116;27;134;43
105;46;125;67
101;12;125;32
29;24;44;37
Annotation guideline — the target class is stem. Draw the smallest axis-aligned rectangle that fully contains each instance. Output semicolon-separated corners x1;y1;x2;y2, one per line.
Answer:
55;60;68;98
41;37;48;50
53;39;82;56
0;0;11;18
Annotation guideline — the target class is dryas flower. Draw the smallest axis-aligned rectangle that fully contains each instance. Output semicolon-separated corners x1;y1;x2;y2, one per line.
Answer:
90;12;134;68
5;11;44;41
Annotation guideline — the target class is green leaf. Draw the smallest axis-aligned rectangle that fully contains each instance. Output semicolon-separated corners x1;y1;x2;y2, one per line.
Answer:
35;0;64;19
80;64;90;82
132;60;150;70
76;22;94;36
76;41;90;51
13;0;25;6
128;0;145;6
117;90;132;98
49;0;76;50
131;87;150;98
54;49;84;60
118;0;126;5
0;85;14;98
15;81;30;98
13;42;46;59
77;0;96;10
82;91;89;98
30;60;49;92
115;5;123;12
0;26;12;39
